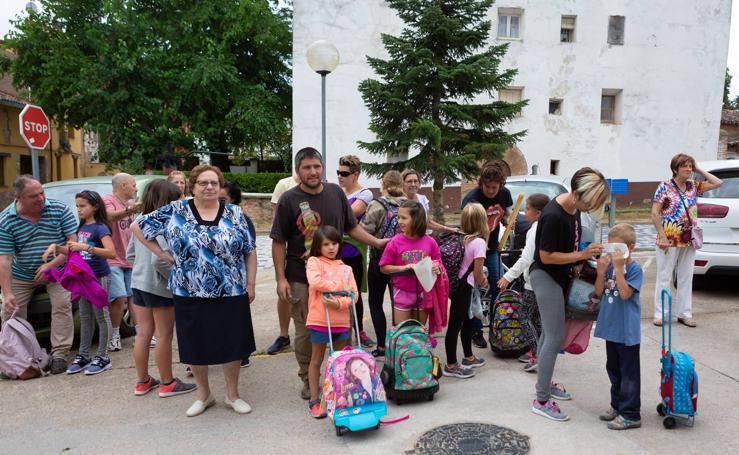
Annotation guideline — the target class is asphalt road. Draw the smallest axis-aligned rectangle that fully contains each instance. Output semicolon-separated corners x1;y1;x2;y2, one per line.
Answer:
1;251;737;454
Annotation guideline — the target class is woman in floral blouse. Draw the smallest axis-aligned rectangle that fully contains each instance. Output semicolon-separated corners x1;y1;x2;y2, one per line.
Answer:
651;154;722;327
132;165;257;417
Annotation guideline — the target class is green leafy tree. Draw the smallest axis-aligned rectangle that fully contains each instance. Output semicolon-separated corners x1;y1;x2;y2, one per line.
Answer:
724;68;734;109
358;0;525;221
1;0;291;171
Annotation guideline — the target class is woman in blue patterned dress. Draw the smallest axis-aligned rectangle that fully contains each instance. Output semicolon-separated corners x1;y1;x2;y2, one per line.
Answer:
132;165;257;417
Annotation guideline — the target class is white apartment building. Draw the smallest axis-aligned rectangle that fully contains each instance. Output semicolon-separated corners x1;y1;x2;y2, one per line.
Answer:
293;0;732;204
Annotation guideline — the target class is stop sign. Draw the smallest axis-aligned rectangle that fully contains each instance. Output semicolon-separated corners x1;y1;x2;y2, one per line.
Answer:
19;104;51;150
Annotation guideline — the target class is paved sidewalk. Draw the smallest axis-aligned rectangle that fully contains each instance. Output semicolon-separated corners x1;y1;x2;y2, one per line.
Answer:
1;252;737;454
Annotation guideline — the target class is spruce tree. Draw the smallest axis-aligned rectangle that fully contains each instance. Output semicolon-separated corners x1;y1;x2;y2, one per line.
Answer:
358;0;526;222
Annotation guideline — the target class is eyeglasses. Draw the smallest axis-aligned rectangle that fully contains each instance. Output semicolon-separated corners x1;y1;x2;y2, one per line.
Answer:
196;181;220;188
336;170;354;178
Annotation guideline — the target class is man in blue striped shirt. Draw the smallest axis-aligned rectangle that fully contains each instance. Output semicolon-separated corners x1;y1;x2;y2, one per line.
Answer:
0;175;78;374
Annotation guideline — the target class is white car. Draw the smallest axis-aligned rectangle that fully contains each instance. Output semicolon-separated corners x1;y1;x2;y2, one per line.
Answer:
503;175;603;246
694;160;739;275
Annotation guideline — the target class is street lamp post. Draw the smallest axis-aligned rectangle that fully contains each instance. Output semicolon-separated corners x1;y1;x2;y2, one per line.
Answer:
306;40;339;181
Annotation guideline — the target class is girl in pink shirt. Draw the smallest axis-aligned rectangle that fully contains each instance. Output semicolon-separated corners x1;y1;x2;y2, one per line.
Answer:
379;200;441;326
305;226;358;419
443;202;489;379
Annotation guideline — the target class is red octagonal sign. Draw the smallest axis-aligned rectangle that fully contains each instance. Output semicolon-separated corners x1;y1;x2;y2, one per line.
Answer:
19;104;51;150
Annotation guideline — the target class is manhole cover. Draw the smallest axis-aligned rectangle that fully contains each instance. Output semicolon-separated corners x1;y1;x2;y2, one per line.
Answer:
410;422;530;455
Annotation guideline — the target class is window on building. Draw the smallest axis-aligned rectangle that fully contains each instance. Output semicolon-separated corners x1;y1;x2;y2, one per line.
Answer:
601;89;623;124
561;15;576;42
498;87;524;117
548;98;562;115
498;9;523;39
608;16;625;45
550;160;560;176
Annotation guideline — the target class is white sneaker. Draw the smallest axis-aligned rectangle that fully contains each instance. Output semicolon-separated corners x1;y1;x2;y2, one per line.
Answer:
108;334;122;352
150;336;157;349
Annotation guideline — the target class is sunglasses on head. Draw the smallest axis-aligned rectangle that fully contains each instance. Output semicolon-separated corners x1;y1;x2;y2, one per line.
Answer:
336;170;354;177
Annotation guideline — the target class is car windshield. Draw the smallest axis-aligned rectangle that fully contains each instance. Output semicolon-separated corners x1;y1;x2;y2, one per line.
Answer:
505;180;567;210
43;183;113;220
699;169;739;199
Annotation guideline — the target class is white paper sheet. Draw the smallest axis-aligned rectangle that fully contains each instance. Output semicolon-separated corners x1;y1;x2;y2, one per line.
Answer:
413;256;437;292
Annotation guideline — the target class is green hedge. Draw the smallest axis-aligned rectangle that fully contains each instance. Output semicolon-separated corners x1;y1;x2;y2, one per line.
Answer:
223;172;290;193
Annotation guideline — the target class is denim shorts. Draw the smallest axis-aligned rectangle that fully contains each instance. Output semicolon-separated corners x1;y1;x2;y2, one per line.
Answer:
108;267;132;301
308;328;349;344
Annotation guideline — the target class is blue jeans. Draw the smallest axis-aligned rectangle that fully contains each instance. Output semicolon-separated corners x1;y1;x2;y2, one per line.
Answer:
606;341;641;420
471;249;501;332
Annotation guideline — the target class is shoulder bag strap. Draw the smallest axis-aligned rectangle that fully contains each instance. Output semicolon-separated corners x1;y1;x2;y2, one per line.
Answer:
670;179;694;226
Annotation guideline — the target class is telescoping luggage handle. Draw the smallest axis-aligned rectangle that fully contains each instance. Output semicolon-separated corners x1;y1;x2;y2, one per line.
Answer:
661;289;672;354
324;291;361;353
388;268;424;327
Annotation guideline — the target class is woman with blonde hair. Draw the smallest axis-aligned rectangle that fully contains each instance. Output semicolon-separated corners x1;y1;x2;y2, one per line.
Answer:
167;171;190;199
443;202;489;379
360;170;406;359
530;167;609;422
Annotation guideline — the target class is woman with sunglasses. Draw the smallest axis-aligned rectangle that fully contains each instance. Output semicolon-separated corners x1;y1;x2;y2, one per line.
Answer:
336;155;375;348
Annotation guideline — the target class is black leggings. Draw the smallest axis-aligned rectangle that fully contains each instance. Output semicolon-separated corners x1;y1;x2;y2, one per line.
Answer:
445;282;473;365
342;254;364;332
367;257;391;348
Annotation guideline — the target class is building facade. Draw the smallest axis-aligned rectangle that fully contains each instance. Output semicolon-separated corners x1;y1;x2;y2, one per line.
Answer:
293;0;732;207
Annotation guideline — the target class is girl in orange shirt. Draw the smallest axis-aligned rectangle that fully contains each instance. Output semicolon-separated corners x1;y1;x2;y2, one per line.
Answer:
305;225;358;418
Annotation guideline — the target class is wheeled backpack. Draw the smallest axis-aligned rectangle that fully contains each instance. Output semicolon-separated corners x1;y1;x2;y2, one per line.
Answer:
489;289;528;358
320;291;387;436
657;289;698;429
381;273;440;404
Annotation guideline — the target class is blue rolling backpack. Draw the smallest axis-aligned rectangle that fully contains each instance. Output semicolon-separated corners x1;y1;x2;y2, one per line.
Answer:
657;289;698;429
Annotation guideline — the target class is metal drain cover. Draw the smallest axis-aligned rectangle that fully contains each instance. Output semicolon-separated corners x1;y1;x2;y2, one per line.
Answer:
410;422;530;455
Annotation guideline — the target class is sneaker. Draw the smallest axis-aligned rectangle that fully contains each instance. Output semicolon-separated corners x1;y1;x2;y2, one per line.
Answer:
150;336;157;349
549;382;572;401
108;334;122;352
135;376;161;396
359;330;376;348
159;378;198;398
301;381;311;400
442;364;475;379
185;366;193;377
472;331;487;349
267;335;291;355
461;357;486;369
523;357;538;373
50;357;68;375
84;356;112;375
608;415;641;430
653;319;663;327
532;399;570;421
371;348;386;361
599;407;619;422
240;358;250;368
66;355;91;374
309;399;326;419
517;351;533;363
